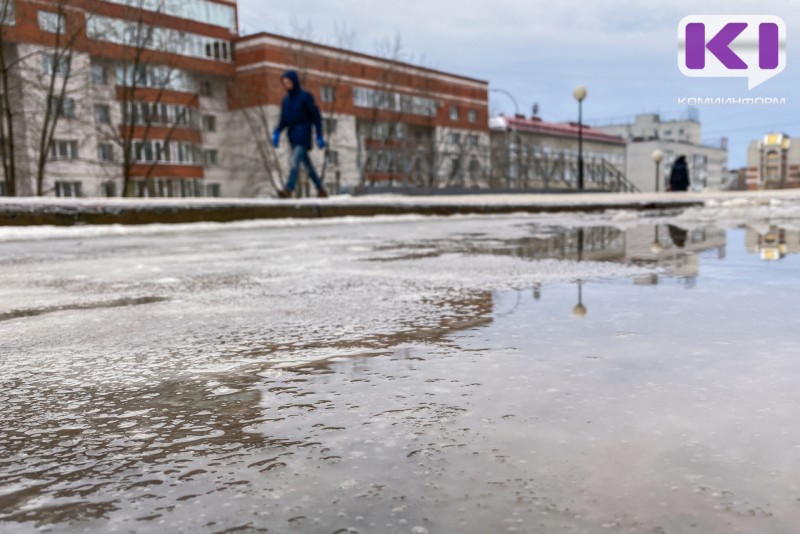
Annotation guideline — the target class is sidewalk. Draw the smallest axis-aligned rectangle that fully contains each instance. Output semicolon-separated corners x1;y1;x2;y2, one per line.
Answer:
1;190;799;226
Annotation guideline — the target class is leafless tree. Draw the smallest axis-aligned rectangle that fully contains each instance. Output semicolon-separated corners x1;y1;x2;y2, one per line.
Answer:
28;0;86;196
87;0;192;197
0;0;18;196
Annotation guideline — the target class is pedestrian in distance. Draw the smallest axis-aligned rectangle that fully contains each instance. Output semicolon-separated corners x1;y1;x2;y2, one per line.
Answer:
669;155;690;192
272;70;329;199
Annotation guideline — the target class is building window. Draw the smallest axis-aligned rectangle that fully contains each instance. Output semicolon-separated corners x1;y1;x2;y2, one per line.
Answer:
101;181;117;197
2;1;15;25
352;87;437;117
450;132;461;145
321;86;335;103
50;96;75;119
206;183;221;197
200;80;213;97
326;150;339;166
94;104;111;124
101;0;237;31
55;181;82;197
324;118;337;136
87;15;233;63
42;53;69;77
51;140;78;160
203;115;216;132
38;11;65;34
91;64;107;86
450;106;459;121
467;109;477;123
115;64;195;92
204;149;219;167
467;134;479;148
98;143;114;162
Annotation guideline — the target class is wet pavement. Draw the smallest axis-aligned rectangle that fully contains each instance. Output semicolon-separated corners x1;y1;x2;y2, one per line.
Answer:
1;212;800;533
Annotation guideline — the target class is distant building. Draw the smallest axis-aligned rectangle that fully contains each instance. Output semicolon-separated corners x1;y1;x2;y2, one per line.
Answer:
745;133;800;190
489;115;632;191
231;33;490;194
596;113;729;193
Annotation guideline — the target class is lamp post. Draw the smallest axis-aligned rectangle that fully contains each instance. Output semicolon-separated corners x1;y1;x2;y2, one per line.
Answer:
491;88;520;189
652;149;664;193
573;86;588;191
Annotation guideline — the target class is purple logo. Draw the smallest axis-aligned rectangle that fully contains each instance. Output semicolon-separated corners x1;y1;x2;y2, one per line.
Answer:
679;16;786;89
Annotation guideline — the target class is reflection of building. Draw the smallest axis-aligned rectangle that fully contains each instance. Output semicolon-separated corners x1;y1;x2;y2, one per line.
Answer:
745;225;800;261
489;115;631;191
746;133;800;190
623;225;727;280
596;113;729;192
496;226;626;262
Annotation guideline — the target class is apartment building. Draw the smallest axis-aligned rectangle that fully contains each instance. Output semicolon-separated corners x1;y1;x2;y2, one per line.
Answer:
0;2;490;198
226;32;490;196
597;113;729;193
0;0;238;198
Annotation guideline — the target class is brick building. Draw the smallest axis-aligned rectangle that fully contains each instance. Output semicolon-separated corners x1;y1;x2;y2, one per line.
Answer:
227;32;490;195
0;0;490;198
0;0;238;198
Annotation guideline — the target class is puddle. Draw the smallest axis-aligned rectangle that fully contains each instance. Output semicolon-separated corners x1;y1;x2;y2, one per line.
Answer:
1;216;799;533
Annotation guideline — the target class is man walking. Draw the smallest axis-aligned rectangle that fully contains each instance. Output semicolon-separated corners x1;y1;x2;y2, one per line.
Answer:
669;155;690;192
272;70;328;198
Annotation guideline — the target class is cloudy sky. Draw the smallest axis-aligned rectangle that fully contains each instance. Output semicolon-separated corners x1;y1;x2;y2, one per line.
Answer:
237;1;800;168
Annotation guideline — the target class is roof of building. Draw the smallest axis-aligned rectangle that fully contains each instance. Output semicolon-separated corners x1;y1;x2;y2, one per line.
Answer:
491;115;626;145
236;32;488;87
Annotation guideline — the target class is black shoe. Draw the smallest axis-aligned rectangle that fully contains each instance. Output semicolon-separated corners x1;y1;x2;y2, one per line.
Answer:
318;189;329;198
277;189;292;199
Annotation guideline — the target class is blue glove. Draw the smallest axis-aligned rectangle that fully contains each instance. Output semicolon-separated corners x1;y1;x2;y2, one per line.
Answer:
272;131;281;148
316;135;326;150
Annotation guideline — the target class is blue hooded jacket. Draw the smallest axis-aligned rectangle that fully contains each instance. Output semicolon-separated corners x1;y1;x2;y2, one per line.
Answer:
273;70;323;150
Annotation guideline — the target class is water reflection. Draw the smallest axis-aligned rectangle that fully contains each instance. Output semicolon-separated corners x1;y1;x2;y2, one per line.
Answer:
745;225;800;261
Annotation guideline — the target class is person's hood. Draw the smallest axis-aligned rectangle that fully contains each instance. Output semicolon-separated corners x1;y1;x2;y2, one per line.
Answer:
282;70;301;94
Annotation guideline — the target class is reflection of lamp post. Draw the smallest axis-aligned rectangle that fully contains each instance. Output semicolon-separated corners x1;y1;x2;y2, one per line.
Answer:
573;281;587;318
652;149;664;193
573;86;588;191
573;228;587;317
651;225;663;254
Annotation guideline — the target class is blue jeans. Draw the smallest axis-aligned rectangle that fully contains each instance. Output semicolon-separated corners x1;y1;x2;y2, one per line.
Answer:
286;146;324;193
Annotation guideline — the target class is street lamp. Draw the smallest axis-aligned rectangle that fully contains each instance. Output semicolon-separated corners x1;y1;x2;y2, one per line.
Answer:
573;86;588;191
491;88;520;189
490;88;520;117
652;149;664;193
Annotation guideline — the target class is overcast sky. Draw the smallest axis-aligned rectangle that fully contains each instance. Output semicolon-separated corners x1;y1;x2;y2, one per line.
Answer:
237;1;800;168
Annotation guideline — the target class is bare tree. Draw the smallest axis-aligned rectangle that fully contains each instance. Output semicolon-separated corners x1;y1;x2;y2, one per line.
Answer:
29;0;86;196
88;0;193;197
0;0;20;196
